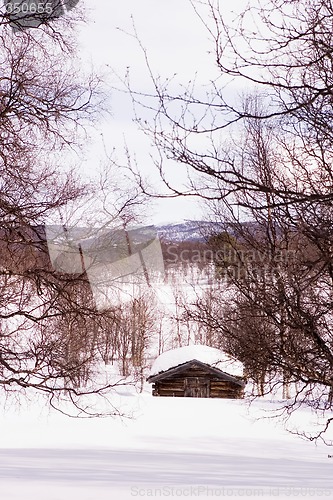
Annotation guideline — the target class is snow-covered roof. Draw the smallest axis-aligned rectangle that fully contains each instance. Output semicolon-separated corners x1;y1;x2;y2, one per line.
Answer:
149;345;244;378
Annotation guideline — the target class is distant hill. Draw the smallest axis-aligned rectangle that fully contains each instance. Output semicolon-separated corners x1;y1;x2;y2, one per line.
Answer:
154;220;259;243
155;220;223;243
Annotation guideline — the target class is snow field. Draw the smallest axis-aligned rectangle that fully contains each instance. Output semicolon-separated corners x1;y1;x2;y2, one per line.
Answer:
0;386;332;499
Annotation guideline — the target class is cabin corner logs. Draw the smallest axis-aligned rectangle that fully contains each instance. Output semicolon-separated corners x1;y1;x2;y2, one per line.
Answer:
147;360;245;398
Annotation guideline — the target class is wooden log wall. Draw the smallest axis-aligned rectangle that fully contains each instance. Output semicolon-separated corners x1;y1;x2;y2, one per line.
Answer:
152;367;244;398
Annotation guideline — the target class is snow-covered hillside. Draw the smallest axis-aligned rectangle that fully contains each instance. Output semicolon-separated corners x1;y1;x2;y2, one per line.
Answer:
156;220;215;242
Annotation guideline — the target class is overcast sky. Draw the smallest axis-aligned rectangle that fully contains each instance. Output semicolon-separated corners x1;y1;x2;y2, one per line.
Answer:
76;0;243;225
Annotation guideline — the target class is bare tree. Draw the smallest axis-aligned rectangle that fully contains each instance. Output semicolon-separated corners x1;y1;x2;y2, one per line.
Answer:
124;0;333;438
0;9;148;416
124;1;333;211
120;0;333;438
184;143;333;439
112;292;156;390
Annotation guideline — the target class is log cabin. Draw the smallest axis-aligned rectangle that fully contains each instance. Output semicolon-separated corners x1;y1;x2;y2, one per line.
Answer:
147;345;246;398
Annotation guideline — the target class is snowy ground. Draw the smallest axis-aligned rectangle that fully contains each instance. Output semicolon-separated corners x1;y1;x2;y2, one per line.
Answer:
0;387;332;499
